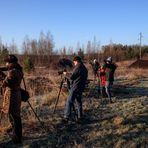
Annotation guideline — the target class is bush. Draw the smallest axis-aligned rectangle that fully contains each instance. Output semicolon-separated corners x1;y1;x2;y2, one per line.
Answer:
0;47;9;64
23;57;34;73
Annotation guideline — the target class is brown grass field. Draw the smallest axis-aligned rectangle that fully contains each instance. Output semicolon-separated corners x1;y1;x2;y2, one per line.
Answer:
0;60;148;147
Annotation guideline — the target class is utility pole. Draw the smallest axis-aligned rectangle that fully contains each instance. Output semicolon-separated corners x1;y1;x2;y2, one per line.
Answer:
109;38;113;55
97;41;100;62
139;32;143;59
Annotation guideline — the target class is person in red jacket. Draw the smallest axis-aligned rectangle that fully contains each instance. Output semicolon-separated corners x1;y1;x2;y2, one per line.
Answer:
98;63;107;97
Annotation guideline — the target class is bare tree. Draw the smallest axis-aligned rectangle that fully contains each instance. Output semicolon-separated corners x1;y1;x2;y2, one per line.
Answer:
67;47;74;55
86;40;92;61
0;37;3;50
9;39;18;54
22;35;31;55
59;47;67;58
21;31;54;66
38;31;54;65
30;39;38;55
76;41;81;52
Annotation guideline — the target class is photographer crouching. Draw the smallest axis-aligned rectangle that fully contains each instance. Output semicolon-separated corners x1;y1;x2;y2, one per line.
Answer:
63;56;88;123
0;55;23;144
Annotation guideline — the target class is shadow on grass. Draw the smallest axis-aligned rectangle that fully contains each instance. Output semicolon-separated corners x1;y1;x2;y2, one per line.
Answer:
124;114;148;124
85;130;148;148
84;81;148;101
113;85;148;99
1;81;147;147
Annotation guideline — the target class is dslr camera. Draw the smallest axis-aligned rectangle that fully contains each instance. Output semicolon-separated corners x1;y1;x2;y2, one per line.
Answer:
58;69;67;75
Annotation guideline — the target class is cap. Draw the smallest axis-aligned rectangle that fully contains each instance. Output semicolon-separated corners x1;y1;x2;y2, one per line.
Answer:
94;59;97;62
106;56;112;62
4;54;18;63
73;56;81;62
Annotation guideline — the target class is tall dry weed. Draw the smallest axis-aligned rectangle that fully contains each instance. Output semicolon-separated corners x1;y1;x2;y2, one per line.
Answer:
115;60;148;79
116;68;148;80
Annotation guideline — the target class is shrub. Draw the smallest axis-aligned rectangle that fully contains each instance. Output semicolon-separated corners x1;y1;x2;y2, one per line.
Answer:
23;57;34;73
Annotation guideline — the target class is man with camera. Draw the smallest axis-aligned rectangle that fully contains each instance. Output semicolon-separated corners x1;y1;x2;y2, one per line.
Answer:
0;55;23;144
63;56;88;122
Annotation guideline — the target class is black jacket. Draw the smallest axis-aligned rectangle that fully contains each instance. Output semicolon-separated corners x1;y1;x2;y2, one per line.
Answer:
70;62;88;93
93;62;99;73
105;63;117;81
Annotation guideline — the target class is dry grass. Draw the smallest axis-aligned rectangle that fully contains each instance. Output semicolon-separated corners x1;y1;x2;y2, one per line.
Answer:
115;60;148;80
0;60;148;147
116;68;148;80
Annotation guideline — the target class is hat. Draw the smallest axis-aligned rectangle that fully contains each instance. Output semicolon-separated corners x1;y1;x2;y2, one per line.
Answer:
4;55;18;63
106;56;112;62
73;56;81;62
93;59;97;63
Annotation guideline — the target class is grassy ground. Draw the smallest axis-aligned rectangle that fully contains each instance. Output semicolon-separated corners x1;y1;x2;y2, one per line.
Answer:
0;79;147;147
0;61;148;147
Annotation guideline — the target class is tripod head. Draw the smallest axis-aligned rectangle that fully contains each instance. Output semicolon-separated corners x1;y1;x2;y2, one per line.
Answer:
53;71;71;114
59;76;70;91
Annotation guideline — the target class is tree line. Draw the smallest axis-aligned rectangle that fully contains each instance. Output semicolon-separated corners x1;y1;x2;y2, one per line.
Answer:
0;32;148;68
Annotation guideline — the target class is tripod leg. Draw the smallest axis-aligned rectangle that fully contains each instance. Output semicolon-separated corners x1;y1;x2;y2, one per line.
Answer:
53;79;64;114
27;101;46;132
88;82;96;103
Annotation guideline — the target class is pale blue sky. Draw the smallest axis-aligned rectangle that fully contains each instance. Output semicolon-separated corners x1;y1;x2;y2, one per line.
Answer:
0;0;148;51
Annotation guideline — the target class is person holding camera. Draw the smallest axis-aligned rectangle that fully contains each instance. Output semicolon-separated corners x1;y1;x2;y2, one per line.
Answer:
63;56;88;122
1;55;23;144
98;62;107;98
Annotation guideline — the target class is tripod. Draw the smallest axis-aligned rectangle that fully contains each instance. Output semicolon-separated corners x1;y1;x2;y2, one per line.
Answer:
22;76;46;132
53;76;78;121
86;79;100;103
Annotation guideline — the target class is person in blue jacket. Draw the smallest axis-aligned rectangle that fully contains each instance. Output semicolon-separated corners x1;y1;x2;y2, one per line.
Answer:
64;56;88;122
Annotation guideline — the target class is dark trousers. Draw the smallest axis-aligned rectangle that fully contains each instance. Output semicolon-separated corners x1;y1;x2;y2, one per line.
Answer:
105;81;113;101
9;113;22;141
101;87;108;97
64;90;82;119
93;71;98;82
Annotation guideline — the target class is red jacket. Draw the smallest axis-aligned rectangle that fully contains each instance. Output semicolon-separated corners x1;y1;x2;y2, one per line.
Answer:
98;67;106;86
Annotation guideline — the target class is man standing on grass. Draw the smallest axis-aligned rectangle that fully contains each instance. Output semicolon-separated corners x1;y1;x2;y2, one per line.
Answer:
63;56;88;122
104;57;117;103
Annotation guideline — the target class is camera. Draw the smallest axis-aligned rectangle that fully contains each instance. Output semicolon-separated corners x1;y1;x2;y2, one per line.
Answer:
58;69;67;75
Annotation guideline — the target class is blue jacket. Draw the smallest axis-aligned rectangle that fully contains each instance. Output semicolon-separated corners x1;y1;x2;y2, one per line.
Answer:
70;62;88;93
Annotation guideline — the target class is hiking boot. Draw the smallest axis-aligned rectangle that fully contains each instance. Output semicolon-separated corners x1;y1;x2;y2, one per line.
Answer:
61;117;69;123
76;117;84;124
110;100;113;103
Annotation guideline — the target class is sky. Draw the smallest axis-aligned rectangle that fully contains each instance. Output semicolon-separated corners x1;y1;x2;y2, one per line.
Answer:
0;0;148;51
